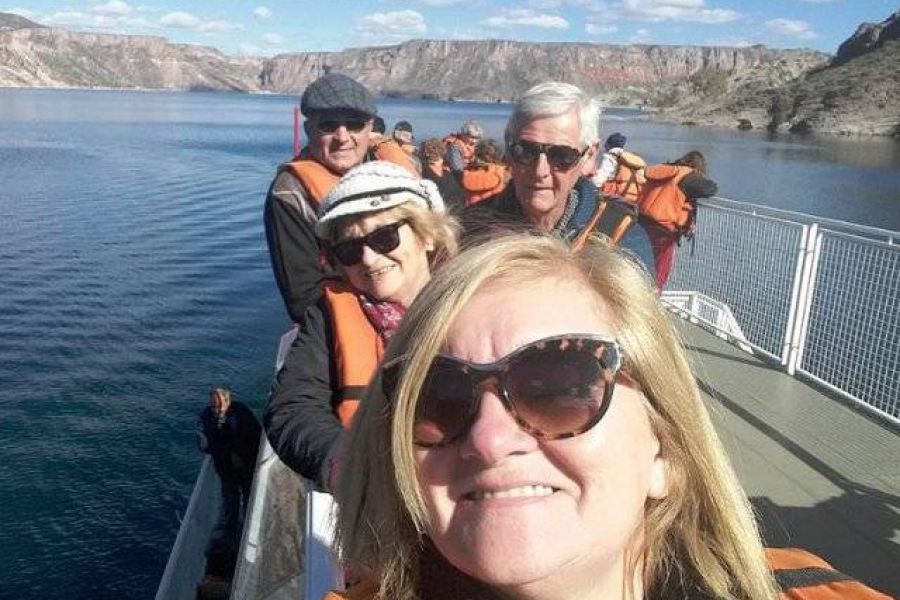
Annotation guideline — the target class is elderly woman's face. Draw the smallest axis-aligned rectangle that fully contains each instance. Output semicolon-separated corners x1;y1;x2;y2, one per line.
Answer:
335;210;433;307
414;277;667;598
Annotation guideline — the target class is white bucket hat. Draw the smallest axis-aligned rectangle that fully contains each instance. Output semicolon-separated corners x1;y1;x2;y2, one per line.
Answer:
315;161;445;240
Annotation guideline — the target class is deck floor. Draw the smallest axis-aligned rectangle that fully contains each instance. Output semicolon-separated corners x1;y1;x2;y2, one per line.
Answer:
678;321;900;597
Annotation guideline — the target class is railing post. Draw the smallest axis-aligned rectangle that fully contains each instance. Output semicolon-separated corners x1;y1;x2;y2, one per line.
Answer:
786;224;820;375
782;224;810;366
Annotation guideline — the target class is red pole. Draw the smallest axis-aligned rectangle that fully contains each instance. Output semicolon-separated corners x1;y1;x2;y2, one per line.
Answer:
293;106;301;157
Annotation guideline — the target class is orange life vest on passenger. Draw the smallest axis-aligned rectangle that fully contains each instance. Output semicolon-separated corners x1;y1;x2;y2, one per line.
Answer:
766;548;892;600
280;159;340;210
443;134;475;167
601;150;647;203
322;282;385;428
460;163;507;206
372;139;418;175
637;164;695;233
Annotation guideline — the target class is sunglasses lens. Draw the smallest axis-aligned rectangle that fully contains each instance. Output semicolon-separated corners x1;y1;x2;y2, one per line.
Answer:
510;141;538;165
546;146;582;170
344;119;367;133
415;360;475;446
366;223;403;254
332;240;363;266
318;119;367;134
506;345;606;438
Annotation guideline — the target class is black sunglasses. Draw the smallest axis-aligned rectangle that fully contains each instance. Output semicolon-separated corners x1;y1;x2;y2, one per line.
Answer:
330;220;408;267
382;334;623;447
316;118;369;134
508;139;587;171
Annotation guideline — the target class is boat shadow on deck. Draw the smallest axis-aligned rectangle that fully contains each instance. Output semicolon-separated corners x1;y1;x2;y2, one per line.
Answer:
679;322;900;597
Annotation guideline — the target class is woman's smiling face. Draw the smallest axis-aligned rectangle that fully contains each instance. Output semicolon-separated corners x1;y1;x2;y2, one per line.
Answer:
335;210;433;307
414;276;668;599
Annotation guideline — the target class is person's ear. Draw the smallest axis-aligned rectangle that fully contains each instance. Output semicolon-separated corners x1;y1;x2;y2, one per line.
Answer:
647;444;668;500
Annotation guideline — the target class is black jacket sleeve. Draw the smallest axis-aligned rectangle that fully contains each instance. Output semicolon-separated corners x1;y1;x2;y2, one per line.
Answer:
263;301;341;489
263;172;339;323
679;172;718;200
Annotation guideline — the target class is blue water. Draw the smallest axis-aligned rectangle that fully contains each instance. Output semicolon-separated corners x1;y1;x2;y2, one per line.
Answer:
0;88;898;599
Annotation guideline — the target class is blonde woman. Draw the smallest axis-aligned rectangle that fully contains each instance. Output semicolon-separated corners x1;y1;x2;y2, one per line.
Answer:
331;233;779;600
264;161;459;491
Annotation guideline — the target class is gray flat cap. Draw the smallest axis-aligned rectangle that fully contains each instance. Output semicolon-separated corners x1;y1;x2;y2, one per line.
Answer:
300;73;377;117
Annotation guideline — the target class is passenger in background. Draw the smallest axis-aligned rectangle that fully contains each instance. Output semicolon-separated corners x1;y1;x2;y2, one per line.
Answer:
329;234;780;600
420;138;465;210
392;120;422;174
264;72;378;323
264;161;459;491
595;132;647;204
370;117;417;175
468;81;656;275
639;150;717;291
444;119;483;175
196;387;261;542
460;139;508;206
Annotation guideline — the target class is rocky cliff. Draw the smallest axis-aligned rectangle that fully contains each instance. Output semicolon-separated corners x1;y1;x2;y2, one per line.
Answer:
658;11;900;136
1;11;897;135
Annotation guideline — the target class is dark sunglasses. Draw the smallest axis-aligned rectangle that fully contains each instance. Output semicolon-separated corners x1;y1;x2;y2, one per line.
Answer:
508;139;587;171
330;220;408;267
316;118;369;134
382;334;623;447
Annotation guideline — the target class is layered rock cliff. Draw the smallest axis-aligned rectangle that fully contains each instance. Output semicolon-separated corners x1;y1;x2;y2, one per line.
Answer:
657;10;900;136
1;11;897;135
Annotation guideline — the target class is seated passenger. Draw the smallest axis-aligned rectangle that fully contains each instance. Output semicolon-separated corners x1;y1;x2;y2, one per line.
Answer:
420;138;465;210
264;161;459;490
460;139;508;206
331;234;890;600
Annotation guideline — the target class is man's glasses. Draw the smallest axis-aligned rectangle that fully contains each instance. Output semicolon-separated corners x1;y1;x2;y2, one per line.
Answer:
508;139;587;171
382;334;623;447
330;220;408;267
315;118;369;134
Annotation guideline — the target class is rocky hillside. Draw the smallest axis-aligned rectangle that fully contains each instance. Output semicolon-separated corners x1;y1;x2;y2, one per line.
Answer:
1;10;897;135
658;10;900;136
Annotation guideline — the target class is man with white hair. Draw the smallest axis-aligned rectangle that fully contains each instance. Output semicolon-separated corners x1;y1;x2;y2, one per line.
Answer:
470;81;654;272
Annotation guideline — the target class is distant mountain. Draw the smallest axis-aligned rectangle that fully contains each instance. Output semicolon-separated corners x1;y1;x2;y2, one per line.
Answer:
0;12;43;31
657;10;900;136
1;11;897;136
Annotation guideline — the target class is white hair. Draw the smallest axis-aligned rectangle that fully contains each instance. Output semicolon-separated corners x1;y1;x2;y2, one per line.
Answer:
504;81;602;150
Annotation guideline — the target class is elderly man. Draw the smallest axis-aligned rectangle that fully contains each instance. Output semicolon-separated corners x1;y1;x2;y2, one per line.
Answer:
445;119;483;175
264;72;377;322
471;81;655;272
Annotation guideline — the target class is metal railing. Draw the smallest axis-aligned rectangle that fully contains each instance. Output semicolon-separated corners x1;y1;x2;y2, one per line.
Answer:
664;197;899;424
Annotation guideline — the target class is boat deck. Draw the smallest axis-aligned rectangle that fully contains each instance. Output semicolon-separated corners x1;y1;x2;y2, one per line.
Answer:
679;321;900;597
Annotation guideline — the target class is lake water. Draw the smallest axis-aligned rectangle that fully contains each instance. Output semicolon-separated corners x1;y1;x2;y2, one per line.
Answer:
0;88;898;599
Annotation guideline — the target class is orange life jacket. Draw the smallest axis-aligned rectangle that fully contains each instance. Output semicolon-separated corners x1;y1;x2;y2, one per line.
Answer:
372;139;418;175
281;159;340;210
637;164;695;233
323;549;892;600
443;134;475;166
322;282;385;428
460;163;507;206
766;548;892;600
601;150;647;203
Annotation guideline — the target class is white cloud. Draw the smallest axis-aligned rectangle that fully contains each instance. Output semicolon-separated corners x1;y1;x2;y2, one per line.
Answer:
612;0;740;24
238;42;263;55
706;36;752;47
766;18;816;39
40;10;151;30
253;6;272;20
409;0;465;5
262;32;284;45
356;10;427;43
482;8;569;29
91;1;134;16
586;22;618;36
630;27;650;42
159;11;242;33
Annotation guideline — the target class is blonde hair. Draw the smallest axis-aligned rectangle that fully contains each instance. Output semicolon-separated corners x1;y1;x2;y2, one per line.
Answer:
331;202;460;268
335;233;777;600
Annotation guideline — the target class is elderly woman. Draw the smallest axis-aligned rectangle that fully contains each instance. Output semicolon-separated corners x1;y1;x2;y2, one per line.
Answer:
264;161;459;491
331;233;779;600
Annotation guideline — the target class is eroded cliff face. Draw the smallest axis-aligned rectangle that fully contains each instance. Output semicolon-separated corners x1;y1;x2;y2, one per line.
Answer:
259;40;815;101
0;26;262;90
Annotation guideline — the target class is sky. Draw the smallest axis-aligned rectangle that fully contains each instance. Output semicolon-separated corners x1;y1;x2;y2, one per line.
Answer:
5;1;898;57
